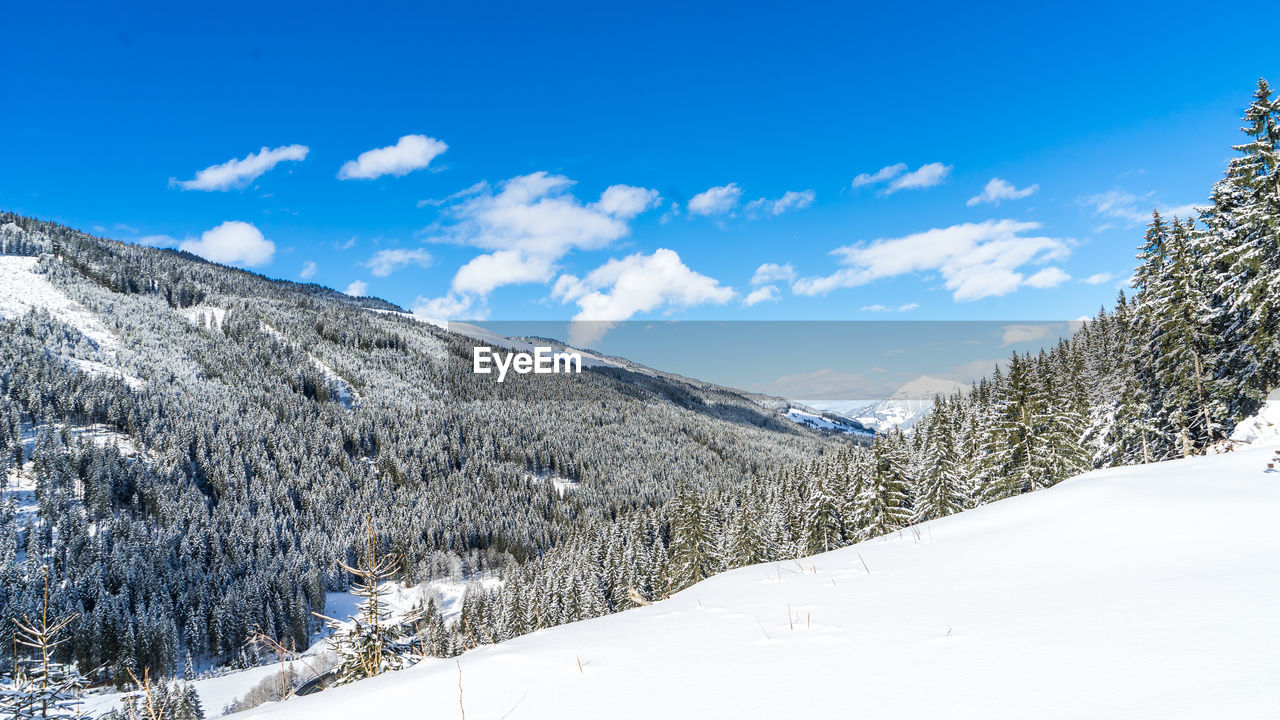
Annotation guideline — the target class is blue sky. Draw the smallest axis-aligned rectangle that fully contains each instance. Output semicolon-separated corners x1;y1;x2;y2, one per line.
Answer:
3;1;1277;333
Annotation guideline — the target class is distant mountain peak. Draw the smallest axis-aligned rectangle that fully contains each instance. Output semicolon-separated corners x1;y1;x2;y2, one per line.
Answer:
852;375;968;433
887;375;968;401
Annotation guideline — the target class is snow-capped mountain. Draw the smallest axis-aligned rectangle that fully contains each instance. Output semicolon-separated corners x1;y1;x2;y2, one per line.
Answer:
241;400;1280;720
851;375;968;432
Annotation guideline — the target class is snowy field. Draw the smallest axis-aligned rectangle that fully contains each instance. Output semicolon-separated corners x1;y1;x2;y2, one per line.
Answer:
241;409;1280;719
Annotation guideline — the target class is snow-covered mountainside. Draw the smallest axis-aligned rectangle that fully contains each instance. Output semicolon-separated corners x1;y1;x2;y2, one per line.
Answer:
851;375;967;432
243;404;1280;719
783;406;874;436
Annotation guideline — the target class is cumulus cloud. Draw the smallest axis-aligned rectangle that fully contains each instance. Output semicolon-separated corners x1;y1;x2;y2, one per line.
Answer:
412;172;660;317
593;185;662;218
853;162;951;194
1082;272;1113;285
751;262;796;286
746;189;815;217
967;177;1039;206
1024;266;1071;288
300;261;318;280
1082;189;1203;227
179;221;275;267
344;280;369;297
886;162;952;194
688;183;742;216
171;144;309;191
552;248;735;346
791;219;1071;302
338;134;448;180
364;248;433;277
743;285;780;306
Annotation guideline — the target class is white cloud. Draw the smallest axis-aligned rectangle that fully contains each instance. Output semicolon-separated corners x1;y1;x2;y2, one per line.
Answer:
344;280;368;297
413;172;660;316
178;221;275;267
967;177;1039;206
1082;272;1113;285
1001;323;1055;346
453;250;556;295
886;162;952;194
172;144;309;191
792;219;1071;302
1024;266;1071;288
592;185;662;219
688;183;742;216
852;163;907;188
1082;189;1203;227
300;261;318;280
338;134;448;180
861;302;920;312
552;248;735;346
364;248;433;277
743;285;780;306
852;162;951;194
750;262;796;286
746;189;815;217
412;293;479;323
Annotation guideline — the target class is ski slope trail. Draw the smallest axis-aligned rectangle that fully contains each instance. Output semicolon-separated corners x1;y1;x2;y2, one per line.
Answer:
244;434;1280;719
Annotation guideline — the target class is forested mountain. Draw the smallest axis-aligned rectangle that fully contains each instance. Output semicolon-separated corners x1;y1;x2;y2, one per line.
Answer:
0;217;841;687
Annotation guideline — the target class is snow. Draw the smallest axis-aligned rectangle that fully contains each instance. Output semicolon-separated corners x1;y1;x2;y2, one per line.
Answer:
244;420;1280;719
184;305;227;332
82;662;303;718
308;356;360;410
260;322;286;341
68;357;145;390
851;375;967;432
0;255;119;351
324;577;504;628
15;419;141;459
81;578;513;719
529;472;580;497
783;407;872;436
1228;387;1280;445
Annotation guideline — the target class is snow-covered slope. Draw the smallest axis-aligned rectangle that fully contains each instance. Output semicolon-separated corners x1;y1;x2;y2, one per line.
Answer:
242;417;1280;719
1228;388;1280;445
0;255;118;351
851;375;967;432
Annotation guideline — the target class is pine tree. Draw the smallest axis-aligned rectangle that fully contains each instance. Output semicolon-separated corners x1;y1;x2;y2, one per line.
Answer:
1;566;85;720
319;519;419;686
801;473;846;555
667;485;716;591
912;396;967;523
1200;78;1280;408
852;436;910;539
